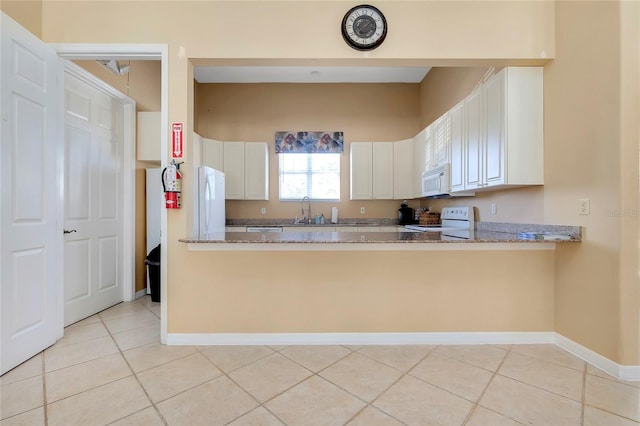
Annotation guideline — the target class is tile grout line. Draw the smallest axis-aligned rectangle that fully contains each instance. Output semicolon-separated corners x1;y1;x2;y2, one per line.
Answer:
99;301;170;426
580;374;640;423
343;344;441;425
191;345;284;425
345;344;439;426
461;343;512;426
42;352;49;426
265;344;383;425
241;349;343;425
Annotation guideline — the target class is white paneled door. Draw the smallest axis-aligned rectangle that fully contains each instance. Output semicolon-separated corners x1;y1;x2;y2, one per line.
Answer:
0;13;63;374
63;72;125;326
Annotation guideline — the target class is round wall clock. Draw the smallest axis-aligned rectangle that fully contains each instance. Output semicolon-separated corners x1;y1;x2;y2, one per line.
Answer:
341;4;387;51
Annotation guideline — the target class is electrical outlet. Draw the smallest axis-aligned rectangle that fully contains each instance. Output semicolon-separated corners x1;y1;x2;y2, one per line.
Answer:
579;199;590;215
261;207;266;215
360;207;365;214
491;203;497;214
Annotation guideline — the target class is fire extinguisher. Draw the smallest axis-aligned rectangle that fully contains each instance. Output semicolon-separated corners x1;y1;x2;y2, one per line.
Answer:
162;159;182;209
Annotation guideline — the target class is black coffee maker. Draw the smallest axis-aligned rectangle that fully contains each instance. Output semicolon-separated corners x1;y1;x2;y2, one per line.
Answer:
398;201;414;225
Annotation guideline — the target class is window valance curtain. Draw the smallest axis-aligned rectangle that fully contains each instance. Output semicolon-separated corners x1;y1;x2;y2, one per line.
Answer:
275;131;344;154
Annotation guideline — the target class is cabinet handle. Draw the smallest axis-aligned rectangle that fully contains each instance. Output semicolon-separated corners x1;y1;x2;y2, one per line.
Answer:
63;229;77;234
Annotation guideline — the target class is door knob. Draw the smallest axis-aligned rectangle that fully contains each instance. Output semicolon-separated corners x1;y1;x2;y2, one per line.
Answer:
63;229;77;234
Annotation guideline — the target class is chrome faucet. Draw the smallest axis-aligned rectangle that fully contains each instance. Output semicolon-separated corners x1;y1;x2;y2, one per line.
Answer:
301;196;311;224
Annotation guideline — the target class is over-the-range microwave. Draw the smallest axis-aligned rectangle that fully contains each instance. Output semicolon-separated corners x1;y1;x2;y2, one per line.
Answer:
421;163;475;198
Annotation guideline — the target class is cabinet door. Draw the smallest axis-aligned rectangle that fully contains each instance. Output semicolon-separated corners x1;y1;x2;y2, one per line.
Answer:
223;141;245;199
202;137;224;171
433;111;450;168
350;142;372;200
372;142;393;199
424;125;435;171
483;70;505;187
244;142;269;200
465;88;483;190
136;111;160;162
393;138;413;200
449;101;465;192
412;129;427;197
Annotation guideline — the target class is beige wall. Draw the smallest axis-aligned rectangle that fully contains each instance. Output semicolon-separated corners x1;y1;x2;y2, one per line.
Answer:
196;82;421;220
418;67;489;129
75;61;162;293
171;249;555;334
34;1;640;365
1;0;42;38
544;2;639;365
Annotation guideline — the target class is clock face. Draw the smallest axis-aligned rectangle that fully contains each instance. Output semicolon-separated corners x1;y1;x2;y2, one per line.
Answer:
341;5;387;51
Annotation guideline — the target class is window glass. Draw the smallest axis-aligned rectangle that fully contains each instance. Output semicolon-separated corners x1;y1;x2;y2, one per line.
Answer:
279;153;340;201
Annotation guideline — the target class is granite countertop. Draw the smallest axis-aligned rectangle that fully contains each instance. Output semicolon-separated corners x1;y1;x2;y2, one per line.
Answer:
180;229;581;245
180;220;581;244
180;219;582;244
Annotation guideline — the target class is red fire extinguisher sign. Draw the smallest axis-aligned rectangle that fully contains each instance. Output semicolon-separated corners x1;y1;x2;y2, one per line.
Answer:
172;122;183;158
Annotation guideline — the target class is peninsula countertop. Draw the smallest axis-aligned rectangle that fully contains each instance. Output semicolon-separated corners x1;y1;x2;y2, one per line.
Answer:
181;230;579;244
180;223;581;251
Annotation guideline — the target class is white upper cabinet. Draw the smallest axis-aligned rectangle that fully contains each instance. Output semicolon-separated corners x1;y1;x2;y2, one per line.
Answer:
223;142;245;199
350;142;372;200
464;67;543;191
493;67;543;187
424;112;451;172
449;100;466;192
393;138;413;200
412;129;427;198
222;141;269;200
136;111;161;162
433;111;451;169
464;88;483;190
244;142;269;200
223;141;269;200
372;142;394;199
202;137;224;171
350;142;394;200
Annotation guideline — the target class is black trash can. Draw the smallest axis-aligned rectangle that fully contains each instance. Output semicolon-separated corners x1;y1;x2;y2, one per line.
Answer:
145;244;161;302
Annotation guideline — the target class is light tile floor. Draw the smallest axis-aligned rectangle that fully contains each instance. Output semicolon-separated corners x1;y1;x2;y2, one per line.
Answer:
1;296;639;426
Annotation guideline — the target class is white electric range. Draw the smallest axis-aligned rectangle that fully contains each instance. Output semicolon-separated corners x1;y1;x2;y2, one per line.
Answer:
405;206;475;239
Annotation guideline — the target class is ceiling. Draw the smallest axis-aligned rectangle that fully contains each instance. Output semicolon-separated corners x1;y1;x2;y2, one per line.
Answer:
193;66;431;84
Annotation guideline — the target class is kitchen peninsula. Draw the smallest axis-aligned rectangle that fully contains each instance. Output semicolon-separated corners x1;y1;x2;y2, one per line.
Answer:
169;223;580;345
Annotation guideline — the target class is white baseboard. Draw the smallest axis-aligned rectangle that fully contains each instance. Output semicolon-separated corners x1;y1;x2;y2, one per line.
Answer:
554;334;640;381
135;289;148;299
166;331;556;346
166;331;640;381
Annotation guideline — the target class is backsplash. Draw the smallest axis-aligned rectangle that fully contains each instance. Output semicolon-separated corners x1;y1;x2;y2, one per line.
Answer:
226;218;398;226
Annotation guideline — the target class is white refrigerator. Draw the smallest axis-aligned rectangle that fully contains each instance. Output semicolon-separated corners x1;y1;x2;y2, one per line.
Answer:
198;166;226;239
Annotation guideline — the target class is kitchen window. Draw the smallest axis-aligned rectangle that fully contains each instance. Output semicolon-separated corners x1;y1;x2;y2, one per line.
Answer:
279;153;340;201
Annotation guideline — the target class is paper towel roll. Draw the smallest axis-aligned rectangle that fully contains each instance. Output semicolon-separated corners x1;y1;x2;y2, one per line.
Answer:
331;206;338;224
